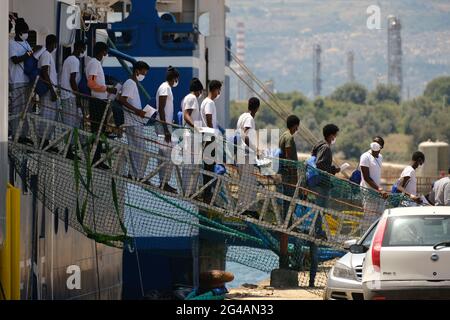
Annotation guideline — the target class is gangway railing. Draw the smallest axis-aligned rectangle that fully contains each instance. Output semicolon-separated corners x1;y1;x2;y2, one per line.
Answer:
8;78;413;251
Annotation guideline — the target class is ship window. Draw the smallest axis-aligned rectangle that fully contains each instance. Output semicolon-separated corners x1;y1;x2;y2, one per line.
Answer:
161;32;193;44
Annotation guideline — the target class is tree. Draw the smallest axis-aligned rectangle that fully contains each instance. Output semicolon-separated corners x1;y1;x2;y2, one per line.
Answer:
424;76;450;105
330;82;368;104
291;94;308;110
369;84;400;104
313;97;324;108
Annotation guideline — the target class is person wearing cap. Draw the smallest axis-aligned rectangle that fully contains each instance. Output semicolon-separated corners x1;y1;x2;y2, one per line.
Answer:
359;136;388;229
181;78;204;196
156;66;180;193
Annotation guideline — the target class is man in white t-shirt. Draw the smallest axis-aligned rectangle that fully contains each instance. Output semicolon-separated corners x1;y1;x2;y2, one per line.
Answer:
429;169;450;206
118;61;150;180
156;66;179;141
236;97;260;213
156;66;180;193
37;34;59;143
9;20;33;140
397;151;425;204
359;136;388;228
200;80;222;204
180;78;204;196
86;42;117;168
60;41;86;129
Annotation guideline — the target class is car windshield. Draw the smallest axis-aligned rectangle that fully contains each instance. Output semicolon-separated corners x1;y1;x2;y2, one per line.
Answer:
361;224;377;247
383;216;450;247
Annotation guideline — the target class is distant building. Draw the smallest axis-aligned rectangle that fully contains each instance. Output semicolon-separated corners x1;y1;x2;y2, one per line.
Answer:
313;44;322;97
347;51;355;82
235;21;253;101
387;15;403;99
259;79;275;101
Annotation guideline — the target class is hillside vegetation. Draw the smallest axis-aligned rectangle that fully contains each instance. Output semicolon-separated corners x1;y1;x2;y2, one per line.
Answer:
229;77;450;163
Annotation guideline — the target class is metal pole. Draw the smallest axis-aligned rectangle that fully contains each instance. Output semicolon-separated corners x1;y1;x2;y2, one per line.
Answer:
0;0;10;247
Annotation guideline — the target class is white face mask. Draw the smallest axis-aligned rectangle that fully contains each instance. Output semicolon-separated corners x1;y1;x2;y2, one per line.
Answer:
101;55;107;64
137;74;145;82
331;138;337;145
79;51;86;58
51;48;57;55
173;80;179;88
370;142;382;152
20;33;29;41
215;94;221;101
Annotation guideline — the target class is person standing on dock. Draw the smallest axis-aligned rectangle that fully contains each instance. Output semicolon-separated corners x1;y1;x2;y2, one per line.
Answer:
156;66;180;193
236;97;260;216
395;151;425;204
428;168;450;206
360;136;388;229
200;80;222;204
118;61;150;180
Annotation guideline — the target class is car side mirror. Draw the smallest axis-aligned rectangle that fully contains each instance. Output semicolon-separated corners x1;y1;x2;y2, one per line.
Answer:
343;239;358;250
349;244;368;254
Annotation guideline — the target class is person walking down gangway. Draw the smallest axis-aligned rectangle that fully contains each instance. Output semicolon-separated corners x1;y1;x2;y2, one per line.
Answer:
156;66;180;193
86;42;117;169
235;97;261;217
8;19;35;143
181;78;205;196
118;61;151;182
37;34;59;148
200;80;222;204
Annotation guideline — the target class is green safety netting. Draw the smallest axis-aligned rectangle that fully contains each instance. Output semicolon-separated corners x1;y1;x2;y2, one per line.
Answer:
8;80;415;293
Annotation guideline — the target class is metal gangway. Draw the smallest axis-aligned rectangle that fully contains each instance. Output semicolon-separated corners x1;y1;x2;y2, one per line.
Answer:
8;77;412;251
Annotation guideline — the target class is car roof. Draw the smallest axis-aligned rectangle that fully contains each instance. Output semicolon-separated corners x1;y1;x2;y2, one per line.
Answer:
383;206;450;217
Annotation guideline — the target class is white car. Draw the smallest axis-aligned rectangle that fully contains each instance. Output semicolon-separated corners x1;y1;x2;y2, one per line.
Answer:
324;221;378;300
361;206;450;300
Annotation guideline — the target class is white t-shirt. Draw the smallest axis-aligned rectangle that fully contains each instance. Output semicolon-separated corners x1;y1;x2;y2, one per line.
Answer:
399;165;417;196
359;150;383;189
9;40;32;84
181;93;201;127
236;112;256;148
60;55;81;99
86;58;107;100
121;79;143;125
156;81;174;124
200;97;218;129
38;50;58;88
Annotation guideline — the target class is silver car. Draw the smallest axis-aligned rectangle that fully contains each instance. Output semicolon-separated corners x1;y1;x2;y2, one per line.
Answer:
361;206;450;300
324;221;378;300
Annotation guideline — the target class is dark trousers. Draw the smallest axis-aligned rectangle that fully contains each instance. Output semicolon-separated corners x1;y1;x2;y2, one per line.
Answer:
203;139;216;204
88;99;108;164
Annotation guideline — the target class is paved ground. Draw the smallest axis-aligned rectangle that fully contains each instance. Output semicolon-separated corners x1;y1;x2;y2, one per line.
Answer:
227;279;324;300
